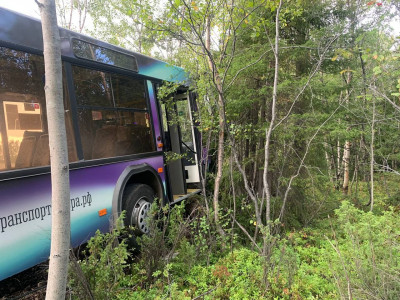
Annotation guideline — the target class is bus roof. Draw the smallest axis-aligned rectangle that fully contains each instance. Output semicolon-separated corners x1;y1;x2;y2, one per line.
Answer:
0;7;187;83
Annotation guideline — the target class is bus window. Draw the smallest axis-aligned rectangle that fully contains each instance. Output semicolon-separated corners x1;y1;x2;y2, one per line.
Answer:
0;47;46;170
0;47;78;170
72;67;113;107
72;66;147;109
77;109;155;159
110;74;147;109
72;65;155;160
72;39;139;72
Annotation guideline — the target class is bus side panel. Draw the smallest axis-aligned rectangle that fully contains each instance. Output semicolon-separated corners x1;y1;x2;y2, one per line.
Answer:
0;156;165;281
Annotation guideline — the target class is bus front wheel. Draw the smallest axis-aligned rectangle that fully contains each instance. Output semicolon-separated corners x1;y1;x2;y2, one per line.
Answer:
123;184;155;234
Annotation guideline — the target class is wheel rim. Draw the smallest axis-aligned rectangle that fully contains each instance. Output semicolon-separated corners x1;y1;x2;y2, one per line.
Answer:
131;198;151;234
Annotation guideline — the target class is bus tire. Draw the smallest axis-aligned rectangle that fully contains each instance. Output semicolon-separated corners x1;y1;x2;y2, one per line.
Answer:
122;183;155;235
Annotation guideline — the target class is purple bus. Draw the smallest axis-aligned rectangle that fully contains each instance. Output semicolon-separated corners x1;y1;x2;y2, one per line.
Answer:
0;8;201;281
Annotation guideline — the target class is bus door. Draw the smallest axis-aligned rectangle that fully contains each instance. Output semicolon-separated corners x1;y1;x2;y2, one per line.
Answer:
161;92;200;201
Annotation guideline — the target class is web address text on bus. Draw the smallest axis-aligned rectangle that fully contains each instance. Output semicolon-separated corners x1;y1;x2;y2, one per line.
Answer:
0;192;93;233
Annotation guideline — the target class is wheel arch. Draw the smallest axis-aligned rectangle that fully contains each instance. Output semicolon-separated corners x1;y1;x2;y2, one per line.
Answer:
112;163;164;225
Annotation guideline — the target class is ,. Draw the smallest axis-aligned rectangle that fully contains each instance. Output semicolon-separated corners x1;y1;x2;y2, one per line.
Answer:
0;7;201;281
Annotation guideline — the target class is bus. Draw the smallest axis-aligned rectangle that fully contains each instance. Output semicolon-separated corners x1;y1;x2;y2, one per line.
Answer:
0;7;202;281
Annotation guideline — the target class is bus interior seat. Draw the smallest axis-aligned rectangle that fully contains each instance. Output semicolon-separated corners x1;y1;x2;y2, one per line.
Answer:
134;126;152;152
65;111;78;162
79;110;95;159
32;134;50;167
126;125;149;154
116;125;129;142
115;126;132;156
91;125;117;159
14;135;37;169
